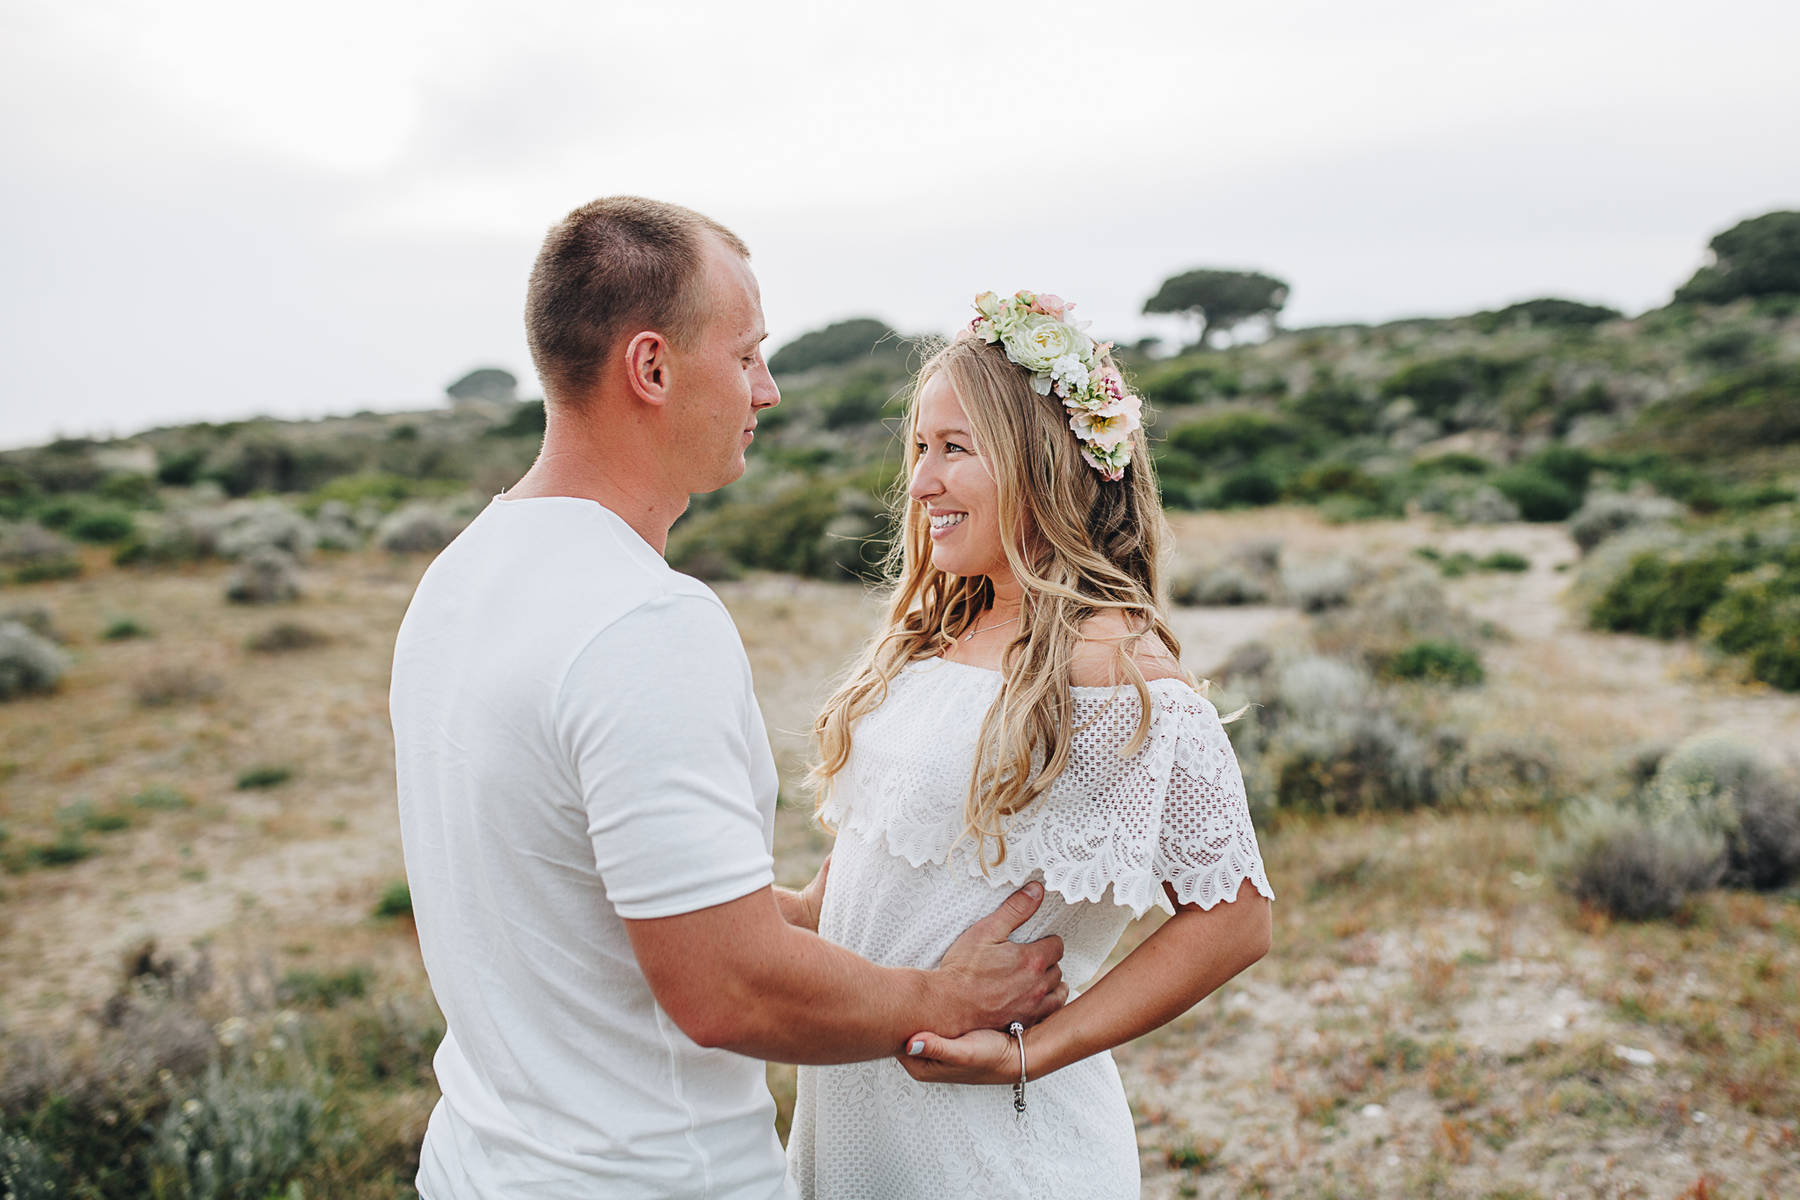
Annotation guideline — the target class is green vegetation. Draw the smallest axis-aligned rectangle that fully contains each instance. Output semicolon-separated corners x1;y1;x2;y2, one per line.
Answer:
235;766;294;790
1674;210;1800;304
767;317;899;374
372;881;412;920
1384;639;1486;686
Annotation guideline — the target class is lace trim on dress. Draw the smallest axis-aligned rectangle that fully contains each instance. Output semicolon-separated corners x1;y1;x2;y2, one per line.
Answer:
819;659;1274;918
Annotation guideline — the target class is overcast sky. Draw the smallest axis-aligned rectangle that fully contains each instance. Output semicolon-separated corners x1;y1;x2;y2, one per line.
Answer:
3;0;1797;449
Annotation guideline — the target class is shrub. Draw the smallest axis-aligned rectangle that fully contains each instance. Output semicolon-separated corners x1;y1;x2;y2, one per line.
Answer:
1652;733;1800;890
225;548;300;605
1281;558;1355;612
1555;795;1724;921
1588;546;1738;638
134;665;222;708
245;622;329;655
235;766;293;790
0;621;68;701
1255;655;1460;815
1701;563;1800;691
25;828;95;868
277;966;371;1008
149;1066;326;1200
1214;465;1282;507
132;786;193;812
485;400;547;438
1493;468;1580;522
1569;490;1683;554
67;506;137;544
103;617;153;640
375;503;463;554
1688;326;1760;365
1137;357;1242;408
1380;355;1517;419
0;1131;65;1199
1479;551;1530;572
767;317;897;375
1167;410;1299;464
1284;379;1376;436
372;881;412;919
1169;563;1268;606
1384;640;1485;686
1450;485;1520;525
12;557;81;584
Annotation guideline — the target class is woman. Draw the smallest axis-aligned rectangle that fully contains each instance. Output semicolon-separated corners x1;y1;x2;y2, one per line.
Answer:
786;291;1276;1197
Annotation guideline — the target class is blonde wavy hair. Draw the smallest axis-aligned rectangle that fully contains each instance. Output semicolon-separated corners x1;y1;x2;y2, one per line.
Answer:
809;333;1187;868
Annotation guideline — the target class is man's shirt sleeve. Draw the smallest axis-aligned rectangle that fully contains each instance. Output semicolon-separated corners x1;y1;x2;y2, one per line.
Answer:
554;591;776;920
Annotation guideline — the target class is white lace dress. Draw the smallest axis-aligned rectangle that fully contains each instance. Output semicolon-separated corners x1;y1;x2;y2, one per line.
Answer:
787;657;1274;1199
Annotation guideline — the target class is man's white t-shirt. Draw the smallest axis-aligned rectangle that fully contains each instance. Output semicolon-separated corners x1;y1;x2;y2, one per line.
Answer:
390;496;796;1199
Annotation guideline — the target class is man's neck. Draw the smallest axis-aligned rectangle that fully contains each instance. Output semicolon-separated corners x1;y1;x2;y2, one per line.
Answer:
504;442;688;556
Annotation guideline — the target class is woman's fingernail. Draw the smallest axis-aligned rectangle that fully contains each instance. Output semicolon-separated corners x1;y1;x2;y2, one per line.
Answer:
1024;882;1042;898
908;1040;924;1055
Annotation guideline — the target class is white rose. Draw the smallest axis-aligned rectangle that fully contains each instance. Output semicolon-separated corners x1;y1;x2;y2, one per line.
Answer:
1005;313;1081;372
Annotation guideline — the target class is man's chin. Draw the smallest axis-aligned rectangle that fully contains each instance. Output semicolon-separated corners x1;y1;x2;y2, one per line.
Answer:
692;456;748;496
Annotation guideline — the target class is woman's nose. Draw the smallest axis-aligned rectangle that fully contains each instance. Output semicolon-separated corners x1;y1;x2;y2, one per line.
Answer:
907;457;939;503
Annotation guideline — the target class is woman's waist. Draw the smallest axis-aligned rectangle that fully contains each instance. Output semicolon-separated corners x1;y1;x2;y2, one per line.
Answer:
817;831;1130;983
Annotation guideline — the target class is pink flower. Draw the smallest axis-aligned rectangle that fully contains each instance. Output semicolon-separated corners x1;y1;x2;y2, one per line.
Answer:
1031;293;1071;320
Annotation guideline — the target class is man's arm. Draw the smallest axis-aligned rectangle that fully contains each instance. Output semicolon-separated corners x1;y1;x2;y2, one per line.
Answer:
625;880;1063;1064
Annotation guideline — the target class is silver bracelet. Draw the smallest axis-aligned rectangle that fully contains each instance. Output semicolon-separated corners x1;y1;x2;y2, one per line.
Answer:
1006;1021;1028;1114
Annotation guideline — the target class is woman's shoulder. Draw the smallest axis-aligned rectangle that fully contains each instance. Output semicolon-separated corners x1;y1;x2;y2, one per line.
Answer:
1068;610;1185;689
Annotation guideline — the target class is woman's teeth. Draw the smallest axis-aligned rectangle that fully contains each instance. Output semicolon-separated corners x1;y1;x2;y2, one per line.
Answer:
930;513;966;530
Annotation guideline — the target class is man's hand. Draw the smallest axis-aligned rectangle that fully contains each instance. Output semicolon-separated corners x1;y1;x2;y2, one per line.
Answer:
936;882;1065;1034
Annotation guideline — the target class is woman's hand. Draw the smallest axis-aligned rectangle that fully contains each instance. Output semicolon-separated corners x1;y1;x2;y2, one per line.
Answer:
798;854;831;933
896;1026;1019;1085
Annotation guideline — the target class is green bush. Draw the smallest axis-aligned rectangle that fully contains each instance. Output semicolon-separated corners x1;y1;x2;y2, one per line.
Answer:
97;473;161;509
666;466;892;581
277;967;371;1008
1380;355;1517;419
1384;640;1485;686
1290;462;1384;503
767;318;897;375
156;447;207;486
12;557;82;584
1702;563;1800;690
1283;379;1375;436
103;617;153;640
485;400;547;438
1479;551;1530;572
1589;547;1739;638
235;766;293;790
131;786;193;812
1168;410;1300;464
1650;733;1800;890
1214;466;1282;508
1137;358;1241;408
1493;468;1581;522
67;507;136;544
372;881;412;919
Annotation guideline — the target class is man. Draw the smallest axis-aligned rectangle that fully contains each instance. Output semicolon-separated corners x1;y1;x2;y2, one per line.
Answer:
390;197;1065;1198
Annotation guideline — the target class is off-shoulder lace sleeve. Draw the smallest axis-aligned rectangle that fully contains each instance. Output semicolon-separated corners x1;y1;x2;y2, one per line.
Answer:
1154;692;1275;911
825;662;1274;918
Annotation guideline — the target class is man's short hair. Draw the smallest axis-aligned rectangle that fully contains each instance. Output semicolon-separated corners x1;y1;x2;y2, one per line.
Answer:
524;197;749;404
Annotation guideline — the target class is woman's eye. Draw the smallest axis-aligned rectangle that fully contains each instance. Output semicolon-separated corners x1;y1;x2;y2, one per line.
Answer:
946;442;968;455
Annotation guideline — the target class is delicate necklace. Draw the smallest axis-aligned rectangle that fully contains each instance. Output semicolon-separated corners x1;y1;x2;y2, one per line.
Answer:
962;613;1018;641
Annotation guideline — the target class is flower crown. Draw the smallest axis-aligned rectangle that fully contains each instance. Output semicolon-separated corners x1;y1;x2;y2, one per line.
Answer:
968;289;1143;481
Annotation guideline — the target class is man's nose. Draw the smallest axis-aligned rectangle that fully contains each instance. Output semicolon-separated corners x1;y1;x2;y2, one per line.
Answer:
752;361;780;410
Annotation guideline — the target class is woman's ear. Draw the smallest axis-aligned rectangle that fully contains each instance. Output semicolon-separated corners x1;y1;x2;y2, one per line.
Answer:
624;330;672;407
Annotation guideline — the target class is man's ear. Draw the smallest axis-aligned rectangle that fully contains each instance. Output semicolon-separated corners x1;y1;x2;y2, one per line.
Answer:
624;330;673;407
